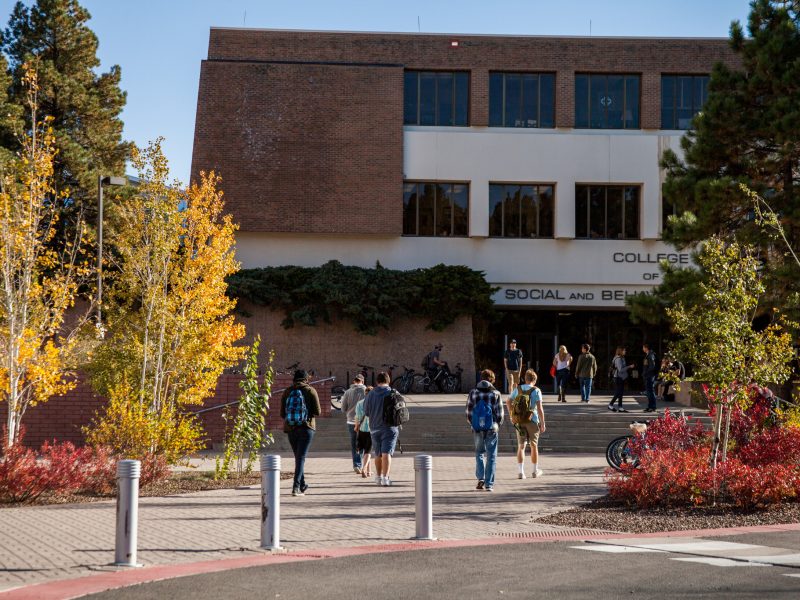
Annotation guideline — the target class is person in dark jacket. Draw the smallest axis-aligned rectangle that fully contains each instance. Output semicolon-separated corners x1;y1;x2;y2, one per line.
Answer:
280;370;321;496
642;343;659;413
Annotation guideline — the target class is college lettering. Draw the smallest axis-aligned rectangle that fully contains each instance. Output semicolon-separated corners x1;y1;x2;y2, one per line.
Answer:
612;252;689;264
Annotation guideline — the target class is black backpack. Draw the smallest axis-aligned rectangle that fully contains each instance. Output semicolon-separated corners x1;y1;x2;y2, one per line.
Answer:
421;352;431;369
383;389;410;427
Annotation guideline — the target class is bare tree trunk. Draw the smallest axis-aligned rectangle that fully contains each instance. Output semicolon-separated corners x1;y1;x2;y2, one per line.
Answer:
721;402;733;463
710;402;724;469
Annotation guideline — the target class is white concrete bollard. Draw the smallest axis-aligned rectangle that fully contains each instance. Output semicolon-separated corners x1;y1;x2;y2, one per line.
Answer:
114;459;142;567
260;454;283;550
414;454;435;540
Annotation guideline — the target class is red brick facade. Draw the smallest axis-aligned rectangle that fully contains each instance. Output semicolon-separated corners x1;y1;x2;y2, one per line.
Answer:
191;30;740;234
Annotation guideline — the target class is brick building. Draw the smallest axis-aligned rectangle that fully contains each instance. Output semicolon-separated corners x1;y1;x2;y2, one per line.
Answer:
191;29;739;389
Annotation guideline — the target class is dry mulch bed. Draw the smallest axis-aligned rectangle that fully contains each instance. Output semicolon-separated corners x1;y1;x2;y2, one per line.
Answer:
1;471;294;508
535;495;800;534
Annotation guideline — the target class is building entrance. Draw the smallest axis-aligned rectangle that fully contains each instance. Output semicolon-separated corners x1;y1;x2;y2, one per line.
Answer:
481;309;665;393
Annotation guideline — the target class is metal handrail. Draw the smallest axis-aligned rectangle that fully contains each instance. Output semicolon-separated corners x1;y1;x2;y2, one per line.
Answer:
191;376;336;415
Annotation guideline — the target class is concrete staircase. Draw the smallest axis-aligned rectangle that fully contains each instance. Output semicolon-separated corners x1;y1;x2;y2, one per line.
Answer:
267;394;711;455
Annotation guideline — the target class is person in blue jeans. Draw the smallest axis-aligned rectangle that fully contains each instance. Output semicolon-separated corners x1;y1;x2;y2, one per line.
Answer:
465;369;503;491
574;343;597;403
552;345;573;402
340;374;366;473
280;370;321;496
642;343;659;412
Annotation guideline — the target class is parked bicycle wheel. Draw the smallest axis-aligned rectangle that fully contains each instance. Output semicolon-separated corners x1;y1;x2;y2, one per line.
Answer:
443;375;460;394
605;435;637;471
330;385;346;411
410;373;429;394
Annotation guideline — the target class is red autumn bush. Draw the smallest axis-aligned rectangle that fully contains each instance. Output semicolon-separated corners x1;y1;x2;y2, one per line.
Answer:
606;408;800;509
736;426;800;468
0;429;172;503
607;445;715;508
721;458;800;508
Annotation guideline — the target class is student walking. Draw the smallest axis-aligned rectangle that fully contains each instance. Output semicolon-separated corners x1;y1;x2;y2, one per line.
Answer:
465;369;503;491
552;345;573;402
280;370;321;496
363;372;399;487
353;393;372;479
575;343;598;403
340;374;366;473
503;339;523;395
608;347;634;413
642;343;659;413
507;369;546;479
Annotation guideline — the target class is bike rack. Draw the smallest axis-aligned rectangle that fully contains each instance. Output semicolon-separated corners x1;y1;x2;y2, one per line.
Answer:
191;376;337;415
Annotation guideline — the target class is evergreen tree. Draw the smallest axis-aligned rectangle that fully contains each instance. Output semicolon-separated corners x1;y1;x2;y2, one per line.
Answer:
630;0;800;323
1;0;129;205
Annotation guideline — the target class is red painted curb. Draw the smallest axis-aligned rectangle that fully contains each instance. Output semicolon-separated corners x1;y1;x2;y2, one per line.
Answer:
2;522;798;600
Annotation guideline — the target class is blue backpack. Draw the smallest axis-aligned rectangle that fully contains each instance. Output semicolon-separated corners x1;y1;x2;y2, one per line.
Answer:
285;388;308;426
471;396;494;432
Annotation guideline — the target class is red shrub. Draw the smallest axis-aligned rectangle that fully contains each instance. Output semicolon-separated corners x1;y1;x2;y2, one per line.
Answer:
607;446;715;508
0;438;90;503
721;458;800;508
736;426;800;467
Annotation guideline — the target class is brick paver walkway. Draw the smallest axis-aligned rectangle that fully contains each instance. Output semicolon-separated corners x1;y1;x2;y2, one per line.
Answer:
0;452;608;592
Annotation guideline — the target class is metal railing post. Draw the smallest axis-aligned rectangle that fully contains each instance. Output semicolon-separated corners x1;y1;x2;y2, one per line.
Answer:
114;459;142;567
260;454;283;551
414;454;435;540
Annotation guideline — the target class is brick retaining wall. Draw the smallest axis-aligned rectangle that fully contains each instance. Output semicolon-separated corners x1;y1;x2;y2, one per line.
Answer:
0;375;331;449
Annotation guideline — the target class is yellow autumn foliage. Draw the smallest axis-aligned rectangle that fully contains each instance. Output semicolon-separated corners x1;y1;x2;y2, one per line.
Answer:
0;67;93;446
86;140;245;461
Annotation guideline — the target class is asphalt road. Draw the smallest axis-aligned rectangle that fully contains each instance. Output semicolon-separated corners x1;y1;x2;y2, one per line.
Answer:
84;535;800;600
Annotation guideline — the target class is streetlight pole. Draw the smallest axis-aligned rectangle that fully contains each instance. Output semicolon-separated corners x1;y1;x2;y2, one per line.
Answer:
97;175;126;333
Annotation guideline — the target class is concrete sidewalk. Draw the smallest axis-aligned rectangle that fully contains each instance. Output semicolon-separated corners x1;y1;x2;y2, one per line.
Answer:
0;451;609;593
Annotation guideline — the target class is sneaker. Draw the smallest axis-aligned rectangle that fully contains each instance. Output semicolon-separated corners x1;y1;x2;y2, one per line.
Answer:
485;486;494;492
532;469;544;478
607;404;616;412
300;483;309;493
375;476;383;486
518;471;526;479
382;477;392;487
291;488;304;497
618;407;629;413
476;480;485;490
354;466;362;474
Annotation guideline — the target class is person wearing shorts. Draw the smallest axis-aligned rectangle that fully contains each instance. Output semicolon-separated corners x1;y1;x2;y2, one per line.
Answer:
507;369;546;479
363;372;399;487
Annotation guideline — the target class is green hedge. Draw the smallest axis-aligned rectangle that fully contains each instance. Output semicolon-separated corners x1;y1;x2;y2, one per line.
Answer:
226;261;497;335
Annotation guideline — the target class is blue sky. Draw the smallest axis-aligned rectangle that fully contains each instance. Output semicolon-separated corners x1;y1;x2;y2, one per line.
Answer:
1;0;753;183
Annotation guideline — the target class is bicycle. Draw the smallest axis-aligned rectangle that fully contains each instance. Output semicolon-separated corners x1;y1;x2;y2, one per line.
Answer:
390;365;416;394
411;362;459;394
605;421;647;471
443;362;463;393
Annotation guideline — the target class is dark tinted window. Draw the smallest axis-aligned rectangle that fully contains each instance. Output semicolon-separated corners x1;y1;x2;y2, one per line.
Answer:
488;72;555;128
403;182;469;237
404;70;470;126
661;75;709;129
575;185;640;239
488;184;555;238
575;74;641;129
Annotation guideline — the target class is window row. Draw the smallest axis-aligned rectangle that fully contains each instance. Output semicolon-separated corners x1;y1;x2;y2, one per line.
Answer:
403;71;709;130
402;183;642;240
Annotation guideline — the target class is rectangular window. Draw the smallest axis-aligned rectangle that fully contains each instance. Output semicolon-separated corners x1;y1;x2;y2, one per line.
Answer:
574;74;641;129
404;71;470;126
661;74;709;129
487;183;555;238
403;182;469;237
488;72;555;128
574;185;640;239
